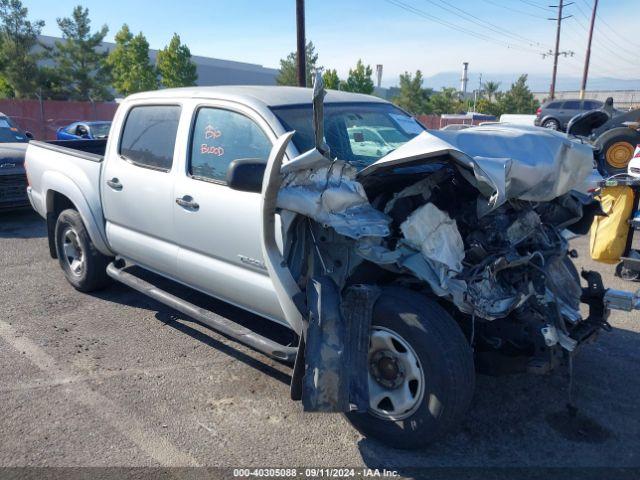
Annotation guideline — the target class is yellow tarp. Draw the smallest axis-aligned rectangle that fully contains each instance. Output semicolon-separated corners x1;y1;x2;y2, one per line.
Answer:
590;186;635;264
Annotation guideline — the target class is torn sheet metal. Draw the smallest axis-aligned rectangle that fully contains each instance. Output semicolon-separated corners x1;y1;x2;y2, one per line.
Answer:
360;125;594;212
277;160;391;239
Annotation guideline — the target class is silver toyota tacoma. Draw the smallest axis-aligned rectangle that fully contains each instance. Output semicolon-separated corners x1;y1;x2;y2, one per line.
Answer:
25;78;639;449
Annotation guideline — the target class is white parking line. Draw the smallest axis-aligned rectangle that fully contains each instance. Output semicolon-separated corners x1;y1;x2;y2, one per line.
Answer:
0;320;200;467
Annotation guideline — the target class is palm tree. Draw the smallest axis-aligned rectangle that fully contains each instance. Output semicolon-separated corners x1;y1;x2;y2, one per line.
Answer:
484;81;501;102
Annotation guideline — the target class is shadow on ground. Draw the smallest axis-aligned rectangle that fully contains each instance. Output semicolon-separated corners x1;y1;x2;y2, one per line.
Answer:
0;210;45;239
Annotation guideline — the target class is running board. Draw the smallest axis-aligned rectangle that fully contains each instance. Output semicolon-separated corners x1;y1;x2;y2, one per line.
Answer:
106;263;298;363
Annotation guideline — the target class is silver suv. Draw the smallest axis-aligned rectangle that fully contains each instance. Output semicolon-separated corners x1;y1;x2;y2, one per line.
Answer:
535;98;603;131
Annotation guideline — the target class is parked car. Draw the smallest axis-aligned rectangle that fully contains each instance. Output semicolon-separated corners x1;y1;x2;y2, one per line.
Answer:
56;121;111;140
535;98;603;131
24;84;639;449
0;113;34;211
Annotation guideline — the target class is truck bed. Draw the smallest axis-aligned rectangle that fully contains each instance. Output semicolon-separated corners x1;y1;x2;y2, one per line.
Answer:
28;139;107;162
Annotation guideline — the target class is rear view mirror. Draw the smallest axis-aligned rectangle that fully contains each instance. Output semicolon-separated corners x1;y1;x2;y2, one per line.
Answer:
226;158;266;193
353;132;365;142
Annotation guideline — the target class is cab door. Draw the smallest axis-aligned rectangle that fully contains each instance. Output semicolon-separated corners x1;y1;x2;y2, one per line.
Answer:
172;103;285;322
102;103;182;277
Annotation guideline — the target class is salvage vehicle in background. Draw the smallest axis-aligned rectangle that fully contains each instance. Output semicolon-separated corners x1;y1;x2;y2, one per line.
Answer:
24;82;640;449
567;101;640;175
0;113;34;211
534;98;603;131
56;121;111;140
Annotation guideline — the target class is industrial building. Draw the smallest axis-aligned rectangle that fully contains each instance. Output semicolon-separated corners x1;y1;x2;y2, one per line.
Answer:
37;35;279;87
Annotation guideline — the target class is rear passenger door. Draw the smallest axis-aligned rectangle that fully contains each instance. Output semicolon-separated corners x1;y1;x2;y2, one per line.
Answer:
172;103;285;322
102;103;182;277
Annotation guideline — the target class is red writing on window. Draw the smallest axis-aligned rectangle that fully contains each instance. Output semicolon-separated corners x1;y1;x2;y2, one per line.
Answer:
201;144;225;156
204;125;222;139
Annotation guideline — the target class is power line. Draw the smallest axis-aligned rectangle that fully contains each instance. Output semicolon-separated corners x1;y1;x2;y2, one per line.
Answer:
480;0;548;19
384;0;544;54
424;0;552;50
519;0;553;12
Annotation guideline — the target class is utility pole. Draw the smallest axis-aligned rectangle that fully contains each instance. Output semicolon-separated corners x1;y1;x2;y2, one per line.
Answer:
296;0;306;87
580;0;598;99
548;0;574;99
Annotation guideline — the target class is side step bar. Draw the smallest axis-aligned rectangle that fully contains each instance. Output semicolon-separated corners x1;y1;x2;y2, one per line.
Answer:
106;263;298;363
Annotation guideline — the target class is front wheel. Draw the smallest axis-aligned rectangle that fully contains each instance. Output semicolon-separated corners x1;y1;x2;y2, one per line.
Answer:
54;209;112;292
345;287;475;449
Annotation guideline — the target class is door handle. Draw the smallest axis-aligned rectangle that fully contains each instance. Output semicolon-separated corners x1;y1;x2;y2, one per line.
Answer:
106;178;123;190
176;195;199;211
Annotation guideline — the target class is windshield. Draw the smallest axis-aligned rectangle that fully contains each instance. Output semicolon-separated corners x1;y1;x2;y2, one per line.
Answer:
90;122;111;138
271;102;424;170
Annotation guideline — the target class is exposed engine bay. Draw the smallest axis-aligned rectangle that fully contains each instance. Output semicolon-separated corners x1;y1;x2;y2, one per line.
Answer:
260;75;639;412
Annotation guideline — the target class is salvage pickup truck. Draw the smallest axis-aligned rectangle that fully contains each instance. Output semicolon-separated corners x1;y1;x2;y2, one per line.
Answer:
25;80;640;449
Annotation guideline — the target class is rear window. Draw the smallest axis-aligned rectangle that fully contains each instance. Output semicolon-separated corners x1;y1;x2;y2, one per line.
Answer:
583;100;602;110
562;101;581;109
546;102;562;109
119;105;181;171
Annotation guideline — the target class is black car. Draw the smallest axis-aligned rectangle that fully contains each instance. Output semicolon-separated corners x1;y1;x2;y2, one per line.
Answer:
534;98;603;131
0;115;33;211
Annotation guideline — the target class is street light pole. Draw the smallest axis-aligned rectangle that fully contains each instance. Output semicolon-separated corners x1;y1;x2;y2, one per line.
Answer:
296;0;306;87
579;0;598;99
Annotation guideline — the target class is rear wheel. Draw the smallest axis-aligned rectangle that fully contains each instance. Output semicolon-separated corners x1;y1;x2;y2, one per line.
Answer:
345;287;475;449
542;118;561;130
54;209;112;292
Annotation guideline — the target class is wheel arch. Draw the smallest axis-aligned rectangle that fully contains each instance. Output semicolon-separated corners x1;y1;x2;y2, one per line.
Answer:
42;172;113;257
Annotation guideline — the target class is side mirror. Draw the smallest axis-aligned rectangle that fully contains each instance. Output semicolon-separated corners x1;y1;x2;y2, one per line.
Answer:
25;131;34;140
226;158;266;193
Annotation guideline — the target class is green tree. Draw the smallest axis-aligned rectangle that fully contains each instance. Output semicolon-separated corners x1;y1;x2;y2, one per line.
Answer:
107;25;158;96
476;97;503;117
0;0;44;98
343;59;374;94
483;80;500;102
393;70;431;114
53;6;111;101
157;33;197;88
276;41;318;86
322;68;340;90
497;74;539;114
428;87;464;115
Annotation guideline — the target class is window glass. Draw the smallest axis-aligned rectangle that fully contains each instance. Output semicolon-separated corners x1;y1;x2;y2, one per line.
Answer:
546;102;562;109
120;105;181;171
189;108;272;182
563;101;581;109
583;100;601;110
272;103;424;171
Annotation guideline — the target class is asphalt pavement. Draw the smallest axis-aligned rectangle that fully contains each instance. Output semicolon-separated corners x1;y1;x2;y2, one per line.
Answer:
0;209;639;471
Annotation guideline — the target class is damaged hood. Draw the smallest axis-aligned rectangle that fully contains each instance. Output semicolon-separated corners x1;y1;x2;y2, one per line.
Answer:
359;124;594;210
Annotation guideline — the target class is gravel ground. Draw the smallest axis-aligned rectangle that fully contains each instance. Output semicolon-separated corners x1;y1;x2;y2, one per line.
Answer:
0;209;639;471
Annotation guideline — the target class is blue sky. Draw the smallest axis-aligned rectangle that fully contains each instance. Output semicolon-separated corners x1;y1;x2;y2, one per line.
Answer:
24;0;639;87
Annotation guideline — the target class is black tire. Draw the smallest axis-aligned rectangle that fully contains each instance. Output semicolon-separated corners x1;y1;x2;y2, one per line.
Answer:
54;208;112;292
598;130;640;175
542;118;561;130
345;287;475;449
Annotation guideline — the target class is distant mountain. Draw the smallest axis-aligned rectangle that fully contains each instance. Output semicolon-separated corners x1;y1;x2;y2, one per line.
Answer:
422;71;640;92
